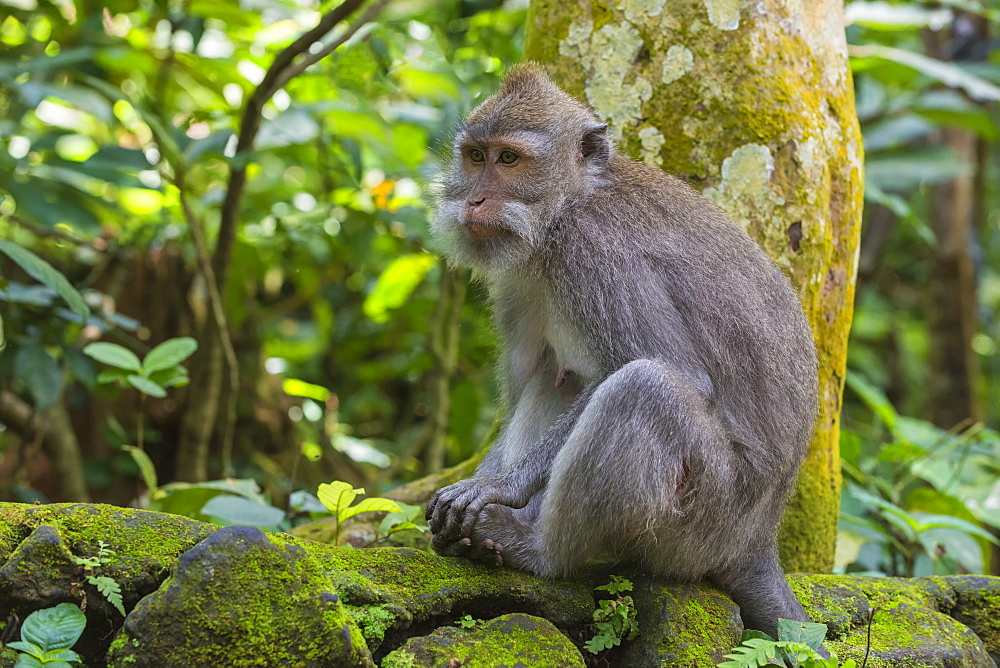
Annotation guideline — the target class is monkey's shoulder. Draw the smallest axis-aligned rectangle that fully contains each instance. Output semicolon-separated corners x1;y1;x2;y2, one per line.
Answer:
580;156;746;235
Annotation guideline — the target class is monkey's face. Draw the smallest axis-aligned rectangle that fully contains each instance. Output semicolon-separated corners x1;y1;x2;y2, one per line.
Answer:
431;63;613;274
432;130;558;273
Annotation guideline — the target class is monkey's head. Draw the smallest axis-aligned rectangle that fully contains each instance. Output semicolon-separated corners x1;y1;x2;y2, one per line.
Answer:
432;62;612;274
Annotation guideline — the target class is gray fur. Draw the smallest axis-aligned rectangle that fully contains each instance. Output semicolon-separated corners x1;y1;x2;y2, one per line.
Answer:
425;62;819;639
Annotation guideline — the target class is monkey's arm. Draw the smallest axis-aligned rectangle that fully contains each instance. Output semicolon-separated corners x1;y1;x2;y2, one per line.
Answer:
426;367;592;542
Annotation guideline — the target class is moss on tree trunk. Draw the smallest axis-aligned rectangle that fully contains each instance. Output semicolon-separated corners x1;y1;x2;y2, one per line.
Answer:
525;0;864;573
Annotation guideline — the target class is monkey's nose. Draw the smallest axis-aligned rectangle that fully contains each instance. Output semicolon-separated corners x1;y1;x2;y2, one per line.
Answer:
468;197;486;208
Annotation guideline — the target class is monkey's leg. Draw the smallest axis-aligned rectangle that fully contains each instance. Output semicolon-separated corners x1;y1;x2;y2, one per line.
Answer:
712;551;811;639
464;358;709;577
465;359;812;637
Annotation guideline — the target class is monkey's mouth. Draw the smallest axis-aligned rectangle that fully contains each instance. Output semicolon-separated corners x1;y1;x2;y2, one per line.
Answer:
464;221;511;240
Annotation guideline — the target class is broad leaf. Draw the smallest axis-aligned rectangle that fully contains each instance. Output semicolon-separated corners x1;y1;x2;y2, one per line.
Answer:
850;44;1000;102
126;375;167;398
0;240;89;321
318;481;363;515
12;653;45;668
13;344;63;411
83;342;142;371
362;254;437;323
20;603;86;651
340;497;403;522
201;495;285;528
776;618;827;650
141;337;198;374
149;366;190;388
121;445;159;493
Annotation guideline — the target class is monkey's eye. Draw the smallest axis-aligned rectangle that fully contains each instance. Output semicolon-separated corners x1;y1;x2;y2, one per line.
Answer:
498;150;519;164
469;148;485;163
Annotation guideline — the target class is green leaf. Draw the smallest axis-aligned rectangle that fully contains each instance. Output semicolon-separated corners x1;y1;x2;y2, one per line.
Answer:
141;337;198;374
20;603;86;651
385;521;420;535
184;130;234;162
7;640;44;657
362;254;437;323
83;343;142;371
740;629;776;643
282;378;331;402
850;44;1000;101
318;481;363;516
845;371;897;430
63;347;97;389
149;366;190;388
12;653;45;668
126;375;167;398
200;495;286;529
43;647;84;662
256;109;320;150
914;514;1000;544
13;344;64;411
776;619;827;650
845;2;954;31
339;497;403;522
121;445;158;493
720;637;796;667
0;240;89;321
87;575;125;616
583;634;619;654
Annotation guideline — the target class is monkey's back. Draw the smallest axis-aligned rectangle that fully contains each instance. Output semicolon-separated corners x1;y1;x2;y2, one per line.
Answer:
546;155;818;481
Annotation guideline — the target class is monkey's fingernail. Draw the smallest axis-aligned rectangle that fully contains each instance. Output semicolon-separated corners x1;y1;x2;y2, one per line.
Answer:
459;537;472;546
483;539;495;549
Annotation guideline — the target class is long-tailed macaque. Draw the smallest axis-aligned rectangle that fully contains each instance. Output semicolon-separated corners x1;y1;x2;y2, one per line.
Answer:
426;62;818;638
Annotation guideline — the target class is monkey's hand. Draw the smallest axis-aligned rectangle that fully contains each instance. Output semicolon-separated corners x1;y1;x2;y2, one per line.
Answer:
426;476;527;543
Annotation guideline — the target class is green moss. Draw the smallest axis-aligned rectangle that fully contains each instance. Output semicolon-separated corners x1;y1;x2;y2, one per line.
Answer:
790;575;998;667
0;502;216;583
382;614;585;668
349;603;405;648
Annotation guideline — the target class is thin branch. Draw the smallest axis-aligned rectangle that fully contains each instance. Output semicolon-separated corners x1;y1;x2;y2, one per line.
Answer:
4;213;96;247
214;0;380;291
271;0;391;92
179;190;240;477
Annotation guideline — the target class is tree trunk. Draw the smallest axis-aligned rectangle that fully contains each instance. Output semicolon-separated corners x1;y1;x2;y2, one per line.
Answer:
525;0;863;573
921;14;987;430
0;391;90;502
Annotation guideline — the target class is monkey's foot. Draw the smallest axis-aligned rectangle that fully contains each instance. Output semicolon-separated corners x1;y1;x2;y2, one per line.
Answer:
430;533;505;567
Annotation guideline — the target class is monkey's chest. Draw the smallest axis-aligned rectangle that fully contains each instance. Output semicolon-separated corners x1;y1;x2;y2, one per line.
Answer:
543;300;601;384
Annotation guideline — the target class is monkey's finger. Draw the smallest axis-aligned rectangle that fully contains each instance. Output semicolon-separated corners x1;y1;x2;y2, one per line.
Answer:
444;490;482;538
430;488;461;533
458;497;490;537
425;493;438;522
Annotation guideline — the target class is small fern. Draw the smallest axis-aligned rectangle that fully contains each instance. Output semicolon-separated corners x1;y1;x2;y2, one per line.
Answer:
717;619;858;668
87;575;125;617
72;541;126;617
584;576;639;654
719;638;814;667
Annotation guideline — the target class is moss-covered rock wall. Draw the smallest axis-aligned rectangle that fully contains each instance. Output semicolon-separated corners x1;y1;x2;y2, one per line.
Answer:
2;504;998;667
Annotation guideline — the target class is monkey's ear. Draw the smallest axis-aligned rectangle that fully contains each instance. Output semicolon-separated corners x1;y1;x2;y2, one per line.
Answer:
580;123;611;172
